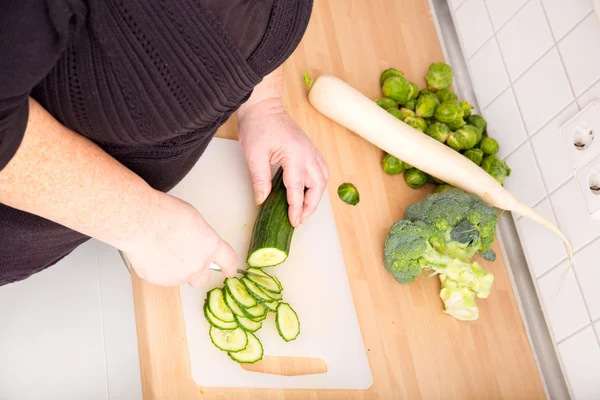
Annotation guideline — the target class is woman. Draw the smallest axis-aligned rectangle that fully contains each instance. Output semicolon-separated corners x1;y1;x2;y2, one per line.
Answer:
0;0;328;287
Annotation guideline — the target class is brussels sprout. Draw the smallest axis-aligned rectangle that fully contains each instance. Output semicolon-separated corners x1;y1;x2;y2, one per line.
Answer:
467;114;487;133
460;101;473;119
434;100;464;124
381;153;406;175
409;82;420;100
425;62;453;91
446;118;466;131
404;168;430;189
425;122;451;143
404;116;428;132
420;88;433;97
337;183;360;205
436;88;457;103
415;92;440;118
479;137;499;155
380;68;404;86
387;108;405;120
447;128;476;151
375;97;398;110
432;176;445;184
434;184;454;193
463;148;484;165
424;117;434;128
454;125;480;150
382;76;413;104
400;108;415;119
462;124;483;146
404;98;417;111
481;155;511;184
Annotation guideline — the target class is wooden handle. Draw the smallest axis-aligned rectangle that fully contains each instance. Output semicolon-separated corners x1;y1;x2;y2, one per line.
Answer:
240;356;328;376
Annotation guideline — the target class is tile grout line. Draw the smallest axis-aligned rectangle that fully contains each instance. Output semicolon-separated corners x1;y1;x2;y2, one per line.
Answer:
488;0;533;33
535;230;600;281
555;322;594;346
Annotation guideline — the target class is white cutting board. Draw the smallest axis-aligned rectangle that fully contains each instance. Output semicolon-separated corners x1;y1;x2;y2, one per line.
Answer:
172;137;372;389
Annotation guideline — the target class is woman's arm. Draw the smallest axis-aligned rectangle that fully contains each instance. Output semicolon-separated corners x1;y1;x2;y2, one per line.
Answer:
0;98;237;286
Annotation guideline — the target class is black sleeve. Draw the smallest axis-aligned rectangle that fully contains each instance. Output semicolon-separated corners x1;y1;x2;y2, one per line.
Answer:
0;0;75;171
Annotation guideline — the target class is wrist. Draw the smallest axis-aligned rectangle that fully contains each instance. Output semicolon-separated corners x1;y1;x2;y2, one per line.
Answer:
237;97;285;125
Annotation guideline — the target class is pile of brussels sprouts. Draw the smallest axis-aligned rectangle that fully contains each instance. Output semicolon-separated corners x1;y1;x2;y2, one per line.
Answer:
376;62;511;192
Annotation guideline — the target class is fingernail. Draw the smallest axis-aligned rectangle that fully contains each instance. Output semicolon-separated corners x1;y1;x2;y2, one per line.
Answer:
256;191;265;205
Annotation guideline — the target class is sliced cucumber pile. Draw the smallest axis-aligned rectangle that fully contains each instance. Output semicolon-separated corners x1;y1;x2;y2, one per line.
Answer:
202;268;300;364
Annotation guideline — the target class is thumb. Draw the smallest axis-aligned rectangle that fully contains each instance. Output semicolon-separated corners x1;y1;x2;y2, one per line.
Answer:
247;153;272;205
213;239;238;278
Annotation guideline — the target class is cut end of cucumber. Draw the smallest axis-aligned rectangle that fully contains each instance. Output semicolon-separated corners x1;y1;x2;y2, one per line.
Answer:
247;248;288;268
275;302;300;342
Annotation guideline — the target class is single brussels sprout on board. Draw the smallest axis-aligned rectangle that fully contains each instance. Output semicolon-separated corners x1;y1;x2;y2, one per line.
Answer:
434;100;464;124
375;97;398;110
404;98;417;111
436;88;457;103
337;183;360;205
404;168;430;189
463;148;484;165
425;62;453;91
460;101;473;119
479;137;499;155
481;155;511;184
381;153;406;175
400;108;416;119
382;76;413;104
380;68;404;86
404;116;428;132
415;92;440;118
434;184;454;193
467;114;487;133
425;122;451;143
387;108;405;121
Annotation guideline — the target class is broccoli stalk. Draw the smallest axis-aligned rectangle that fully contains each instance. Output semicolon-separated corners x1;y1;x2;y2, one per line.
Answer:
439;275;480;321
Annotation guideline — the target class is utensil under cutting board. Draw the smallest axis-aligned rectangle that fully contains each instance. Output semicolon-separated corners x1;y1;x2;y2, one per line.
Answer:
172;137;372;389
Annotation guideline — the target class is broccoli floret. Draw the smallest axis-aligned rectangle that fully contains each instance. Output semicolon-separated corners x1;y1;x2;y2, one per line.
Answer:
383;220;494;297
403;188;497;260
439;275;479;321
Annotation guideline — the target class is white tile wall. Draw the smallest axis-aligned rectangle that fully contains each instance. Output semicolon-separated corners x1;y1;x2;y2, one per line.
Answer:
449;3;600;398
454;0;494;58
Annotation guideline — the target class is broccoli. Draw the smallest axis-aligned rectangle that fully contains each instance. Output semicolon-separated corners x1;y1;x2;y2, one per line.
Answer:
403;188;497;261
439;275;480;321
383;219;494;297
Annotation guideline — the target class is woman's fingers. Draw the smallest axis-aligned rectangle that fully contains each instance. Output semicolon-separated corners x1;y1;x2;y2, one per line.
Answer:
246;150;272;205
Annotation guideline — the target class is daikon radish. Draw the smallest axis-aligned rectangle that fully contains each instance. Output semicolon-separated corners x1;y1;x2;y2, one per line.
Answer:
305;74;573;274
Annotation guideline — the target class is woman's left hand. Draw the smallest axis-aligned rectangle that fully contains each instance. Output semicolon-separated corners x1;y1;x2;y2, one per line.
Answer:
237;98;329;228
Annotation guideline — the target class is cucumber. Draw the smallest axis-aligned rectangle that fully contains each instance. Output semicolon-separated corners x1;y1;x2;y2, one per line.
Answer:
243;302;266;319
247;311;267;322
225;277;256;309
209;326;248;352
228;332;264;364
245;268;282;293
246;167;294;268
204;302;238;330
207;288;234;323
241;277;273;304
264;290;283;301
262;299;279;312
235;314;262;332
275;303;300;342
224;289;246;318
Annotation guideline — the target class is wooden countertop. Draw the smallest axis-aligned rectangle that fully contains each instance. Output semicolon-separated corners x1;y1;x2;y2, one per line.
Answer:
130;1;546;398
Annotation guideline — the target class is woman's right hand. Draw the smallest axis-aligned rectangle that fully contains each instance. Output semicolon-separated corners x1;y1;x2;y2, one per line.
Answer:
122;192;238;287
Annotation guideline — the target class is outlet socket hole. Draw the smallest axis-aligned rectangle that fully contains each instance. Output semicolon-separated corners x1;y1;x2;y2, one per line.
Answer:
589;168;600;195
573;122;594;150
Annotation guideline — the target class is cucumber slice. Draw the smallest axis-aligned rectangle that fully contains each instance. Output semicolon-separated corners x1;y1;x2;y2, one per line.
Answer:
275;303;300;342
224;289;246;318
207;288;234;323
243;302;266;319
228;332;264;364
247;248;288;268
245;268;282;293
235;314;262;332
204;302;238;330
263;299;279;312
264;289;283;301
247;311;267;322
225;278;256;309
241;277;273;303
209;326;248;352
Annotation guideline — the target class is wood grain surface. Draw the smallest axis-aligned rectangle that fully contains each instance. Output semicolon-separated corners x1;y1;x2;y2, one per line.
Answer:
130;1;547;398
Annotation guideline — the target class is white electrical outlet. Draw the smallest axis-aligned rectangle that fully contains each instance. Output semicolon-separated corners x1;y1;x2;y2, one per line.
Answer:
560;102;600;169
574;152;600;219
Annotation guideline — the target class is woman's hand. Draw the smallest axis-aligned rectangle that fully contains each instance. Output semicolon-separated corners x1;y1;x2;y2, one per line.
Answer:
123;192;238;287
237;98;329;227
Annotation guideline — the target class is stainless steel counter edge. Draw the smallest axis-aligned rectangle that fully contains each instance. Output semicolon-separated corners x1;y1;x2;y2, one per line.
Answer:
426;1;571;399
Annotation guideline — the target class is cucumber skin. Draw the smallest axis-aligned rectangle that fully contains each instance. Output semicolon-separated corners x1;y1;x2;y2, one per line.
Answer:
227;332;264;364
246;167;295;267
275;302;300;342
204;300;238;330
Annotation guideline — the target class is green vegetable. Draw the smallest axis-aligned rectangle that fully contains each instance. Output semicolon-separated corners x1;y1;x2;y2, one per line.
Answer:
425;122;451;143
338;182;360;205
403;188;498;262
303;72;316;92
439;275;480;321
247;167;294;268
447;125;480;151
375;97;399;110
408;82;419;101
446;118;466;131
434;100;463;124
208;288;235;323
459;101;472;119
204;301;238;330
425;62;453;91
276;302;300;342
481;155;511;184
463;148;484;165
479;137;499;155
404;98;417;111
228;331;264;363
225;278;257;309
209;326;248;352
467;114;487;133
434;184;454;193
380;67;404;86
400;108;415;119
420;88;434;97
415;92;440;118
436;88;457;103
404;116;428;132
242;277;275;304
382;153;407;175
382;76;413;104
244;267;282;293
387;108;405;120
404;168;430;189
234;314;262;332
383;219;494;297
478;248;496;262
